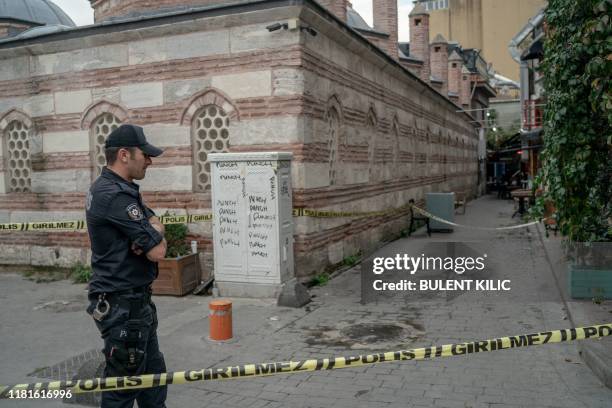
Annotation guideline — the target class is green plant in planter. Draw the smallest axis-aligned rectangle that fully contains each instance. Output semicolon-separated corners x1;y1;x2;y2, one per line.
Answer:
163;213;190;258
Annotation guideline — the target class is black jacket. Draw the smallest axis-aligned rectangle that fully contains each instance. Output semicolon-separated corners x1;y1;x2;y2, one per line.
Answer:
86;167;162;295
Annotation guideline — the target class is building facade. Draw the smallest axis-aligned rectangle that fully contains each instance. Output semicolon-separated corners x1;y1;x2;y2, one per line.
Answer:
0;0;484;281
416;0;546;82
510;8;545;178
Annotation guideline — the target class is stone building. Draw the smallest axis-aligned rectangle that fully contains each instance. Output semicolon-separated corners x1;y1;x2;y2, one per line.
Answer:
0;0;488;280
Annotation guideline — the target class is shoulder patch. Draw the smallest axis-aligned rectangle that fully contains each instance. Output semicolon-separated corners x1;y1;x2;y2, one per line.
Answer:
126;203;144;221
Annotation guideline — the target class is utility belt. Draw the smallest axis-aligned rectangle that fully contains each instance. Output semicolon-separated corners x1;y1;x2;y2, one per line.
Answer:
90;285;152;322
89;285;154;376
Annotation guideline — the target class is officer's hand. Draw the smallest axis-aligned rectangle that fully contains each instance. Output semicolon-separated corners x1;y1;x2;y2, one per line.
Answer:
131;243;144;255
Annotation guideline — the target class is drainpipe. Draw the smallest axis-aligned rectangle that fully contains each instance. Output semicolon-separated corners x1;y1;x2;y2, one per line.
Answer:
508;9;544;63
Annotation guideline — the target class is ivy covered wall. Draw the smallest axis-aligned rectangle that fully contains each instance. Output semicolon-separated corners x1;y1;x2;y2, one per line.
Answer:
536;0;611;242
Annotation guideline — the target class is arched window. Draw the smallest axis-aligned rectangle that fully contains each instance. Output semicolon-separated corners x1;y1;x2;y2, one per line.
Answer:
414;117;425;177
192;105;230;192
90;113;121;178
4;120;32;192
392;120;400;169
366;109;377;180
409;117;417;175
327;107;340;186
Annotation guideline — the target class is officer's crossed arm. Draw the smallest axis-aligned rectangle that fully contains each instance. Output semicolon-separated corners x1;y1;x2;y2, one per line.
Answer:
107;192;167;262
143;206;165;236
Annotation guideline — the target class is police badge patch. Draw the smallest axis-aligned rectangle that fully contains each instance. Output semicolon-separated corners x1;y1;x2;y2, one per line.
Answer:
126;203;144;220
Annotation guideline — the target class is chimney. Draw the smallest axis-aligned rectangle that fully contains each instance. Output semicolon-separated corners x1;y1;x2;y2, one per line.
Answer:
409;3;430;82
460;66;471;108
373;0;398;59
430;34;448;96
448;50;463;98
317;0;350;22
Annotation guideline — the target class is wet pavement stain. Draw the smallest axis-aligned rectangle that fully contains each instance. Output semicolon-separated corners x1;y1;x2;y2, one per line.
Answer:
341;323;404;343
305;321;424;350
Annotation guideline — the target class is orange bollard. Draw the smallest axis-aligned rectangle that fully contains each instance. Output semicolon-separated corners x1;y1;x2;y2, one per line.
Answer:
209;300;233;341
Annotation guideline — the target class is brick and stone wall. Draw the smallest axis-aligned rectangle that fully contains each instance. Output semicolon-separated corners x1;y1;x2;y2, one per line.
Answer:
290;7;478;277
0;1;478;281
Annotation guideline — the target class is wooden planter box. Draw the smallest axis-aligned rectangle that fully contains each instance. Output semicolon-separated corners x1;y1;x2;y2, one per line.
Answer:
153;253;201;296
568;265;612;300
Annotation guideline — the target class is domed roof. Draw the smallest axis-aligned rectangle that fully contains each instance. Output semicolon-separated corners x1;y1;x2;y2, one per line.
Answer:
0;0;76;27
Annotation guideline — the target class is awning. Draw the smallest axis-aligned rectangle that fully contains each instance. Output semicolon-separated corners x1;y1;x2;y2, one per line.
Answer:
520;128;542;142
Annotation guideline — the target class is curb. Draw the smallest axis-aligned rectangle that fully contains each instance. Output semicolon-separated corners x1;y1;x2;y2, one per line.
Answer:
535;223;612;389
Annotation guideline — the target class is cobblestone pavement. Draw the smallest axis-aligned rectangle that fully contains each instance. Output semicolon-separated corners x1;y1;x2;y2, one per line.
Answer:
1;195;611;407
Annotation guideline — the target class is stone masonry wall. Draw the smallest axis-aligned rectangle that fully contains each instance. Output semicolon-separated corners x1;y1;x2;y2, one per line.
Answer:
289;7;478;277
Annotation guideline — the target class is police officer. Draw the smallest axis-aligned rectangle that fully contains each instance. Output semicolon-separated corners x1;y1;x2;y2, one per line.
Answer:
86;124;168;407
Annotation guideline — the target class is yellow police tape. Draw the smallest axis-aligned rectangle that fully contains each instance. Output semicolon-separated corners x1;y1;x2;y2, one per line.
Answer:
0;205;412;231
411;206;543;231
0;323;610;397
291;204;411;218
0;214;214;232
0;204;548;232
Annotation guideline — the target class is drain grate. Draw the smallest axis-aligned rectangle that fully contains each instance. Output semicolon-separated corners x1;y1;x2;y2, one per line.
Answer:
29;349;104;406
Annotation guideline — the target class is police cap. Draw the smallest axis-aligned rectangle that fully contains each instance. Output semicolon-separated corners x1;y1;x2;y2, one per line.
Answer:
105;124;163;157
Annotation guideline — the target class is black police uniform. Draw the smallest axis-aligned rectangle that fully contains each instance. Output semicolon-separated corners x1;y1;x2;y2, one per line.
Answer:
85;125;167;408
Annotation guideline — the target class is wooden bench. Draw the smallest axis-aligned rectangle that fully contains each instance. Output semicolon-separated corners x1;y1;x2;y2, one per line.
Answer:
408;199;431;237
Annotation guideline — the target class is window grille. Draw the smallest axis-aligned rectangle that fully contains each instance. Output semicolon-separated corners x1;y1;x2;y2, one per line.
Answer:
192;105;230;192
4;121;31;192
91;113;121;178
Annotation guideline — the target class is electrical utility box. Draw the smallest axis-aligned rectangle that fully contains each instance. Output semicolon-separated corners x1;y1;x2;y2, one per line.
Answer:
426;192;455;232
209;152;294;297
